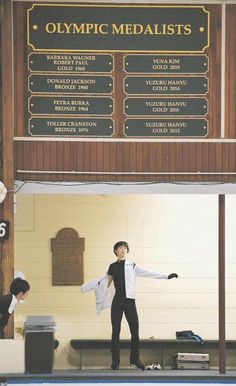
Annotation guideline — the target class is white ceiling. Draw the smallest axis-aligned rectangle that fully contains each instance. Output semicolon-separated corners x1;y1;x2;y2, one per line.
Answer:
14;180;236;194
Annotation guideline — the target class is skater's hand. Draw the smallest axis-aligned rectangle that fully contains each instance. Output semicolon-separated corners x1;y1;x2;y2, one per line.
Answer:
168;273;178;279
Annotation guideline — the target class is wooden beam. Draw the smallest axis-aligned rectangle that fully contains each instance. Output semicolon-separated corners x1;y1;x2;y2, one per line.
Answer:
1;0;14;338
219;194;226;373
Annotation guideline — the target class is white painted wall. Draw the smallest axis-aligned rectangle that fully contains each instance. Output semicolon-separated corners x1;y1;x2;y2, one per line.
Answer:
0;340;24;373
13;194;236;369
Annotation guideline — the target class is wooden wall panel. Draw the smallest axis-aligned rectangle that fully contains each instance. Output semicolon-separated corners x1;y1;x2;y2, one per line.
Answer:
0;0;3;297
15;141;236;183
1;0;14;338
11;3;236;185
207;5;222;138
13;2;27;137
225;5;236;138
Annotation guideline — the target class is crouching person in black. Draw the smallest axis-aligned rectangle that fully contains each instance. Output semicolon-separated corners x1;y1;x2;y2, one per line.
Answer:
108;241;178;371
0;277;30;334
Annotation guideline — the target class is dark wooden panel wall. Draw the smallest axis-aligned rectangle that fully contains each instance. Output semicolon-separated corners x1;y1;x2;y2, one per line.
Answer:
225;5;236;138
12;3;236;183
0;0;2;298
15;141;236;183
1;0;15;338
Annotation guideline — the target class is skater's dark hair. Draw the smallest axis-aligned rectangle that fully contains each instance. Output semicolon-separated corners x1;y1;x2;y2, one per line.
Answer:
10;278;30;295
113;241;129;256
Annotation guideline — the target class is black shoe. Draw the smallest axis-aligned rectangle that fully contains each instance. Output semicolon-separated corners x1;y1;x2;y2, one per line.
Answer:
130;359;145;371
111;358;120;371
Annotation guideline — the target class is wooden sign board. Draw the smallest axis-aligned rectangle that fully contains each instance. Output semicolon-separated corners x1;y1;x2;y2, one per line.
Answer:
51;228;85;285
25;4;210;138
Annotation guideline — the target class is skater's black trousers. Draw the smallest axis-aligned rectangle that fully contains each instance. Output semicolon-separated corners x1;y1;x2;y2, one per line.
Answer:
111;295;139;357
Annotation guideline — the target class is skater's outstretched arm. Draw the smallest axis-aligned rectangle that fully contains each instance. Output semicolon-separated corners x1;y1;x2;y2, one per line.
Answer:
135;265;178;280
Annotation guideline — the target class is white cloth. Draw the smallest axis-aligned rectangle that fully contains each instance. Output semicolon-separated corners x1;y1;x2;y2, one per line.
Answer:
14;270;26;279
0;181;7;203
81;275;115;314
8;295;18;314
81;260;168;314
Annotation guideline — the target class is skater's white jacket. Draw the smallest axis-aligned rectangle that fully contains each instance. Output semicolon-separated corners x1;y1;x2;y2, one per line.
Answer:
81;260;169;314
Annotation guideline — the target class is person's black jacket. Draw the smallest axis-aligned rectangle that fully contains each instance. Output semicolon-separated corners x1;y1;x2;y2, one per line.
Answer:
0;294;14;330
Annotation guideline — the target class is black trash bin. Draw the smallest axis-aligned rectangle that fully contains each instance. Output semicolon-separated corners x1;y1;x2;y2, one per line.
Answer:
24;315;56;373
